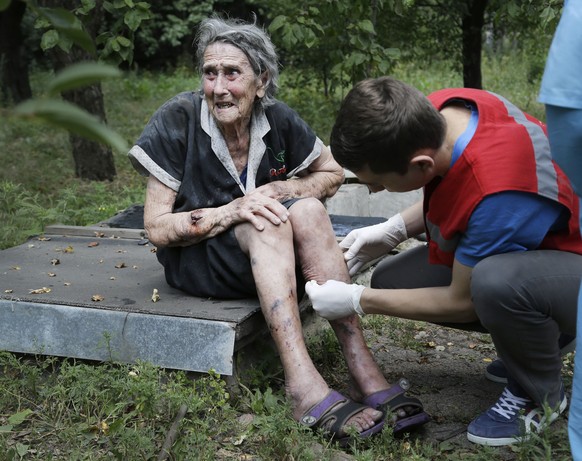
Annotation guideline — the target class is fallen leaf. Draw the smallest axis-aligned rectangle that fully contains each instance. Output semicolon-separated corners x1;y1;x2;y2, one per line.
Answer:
11;266;21;271
29;287;51;294
63;245;74;253
109;276;116;280
50;259;60;266
151;288;160;303
483;358;493;363
47;272;56;277
63;282;71;286
468;343;477;349
4;289;13;294
37;236;51;241
99;421;109;434
115;262;127;269
91;294;104;302
94;232;105;238
87;241;100;247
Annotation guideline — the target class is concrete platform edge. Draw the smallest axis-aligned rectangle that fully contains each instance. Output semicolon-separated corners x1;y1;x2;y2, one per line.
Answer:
0;299;236;375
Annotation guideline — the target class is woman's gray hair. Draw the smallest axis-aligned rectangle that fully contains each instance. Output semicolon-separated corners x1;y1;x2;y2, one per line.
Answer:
195;16;280;108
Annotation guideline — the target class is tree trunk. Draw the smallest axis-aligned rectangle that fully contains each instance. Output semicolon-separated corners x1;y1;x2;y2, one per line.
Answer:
0;0;32;103
461;0;488;89
63;81;117;181
45;0;116;181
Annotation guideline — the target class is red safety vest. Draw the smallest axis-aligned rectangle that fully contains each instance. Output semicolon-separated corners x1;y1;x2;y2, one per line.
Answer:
424;89;582;266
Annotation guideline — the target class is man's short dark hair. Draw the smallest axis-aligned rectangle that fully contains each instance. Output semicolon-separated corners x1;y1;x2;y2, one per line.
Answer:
330;77;446;174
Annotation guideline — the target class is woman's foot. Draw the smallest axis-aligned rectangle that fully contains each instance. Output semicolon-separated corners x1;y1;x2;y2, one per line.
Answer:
289;383;383;436
296;389;385;444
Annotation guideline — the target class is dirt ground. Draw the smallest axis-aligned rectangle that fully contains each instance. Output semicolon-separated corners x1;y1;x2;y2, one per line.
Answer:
366;320;519;453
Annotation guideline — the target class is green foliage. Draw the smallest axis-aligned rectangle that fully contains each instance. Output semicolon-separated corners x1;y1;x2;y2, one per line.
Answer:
33;8;95;54
14;98;127;153
0;180;145;249
0;182;43;249
262;0;562;95
133;0;214;61
277;71;339;143
1;2;137;169
46;62;122;95
34;5;96;55
32;0;153;66
0;354;238;460
8;60;128;155
97;0;152;65
268;0;402;94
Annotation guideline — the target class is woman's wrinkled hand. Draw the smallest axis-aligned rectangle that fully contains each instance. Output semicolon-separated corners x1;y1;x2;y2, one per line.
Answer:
231;192;290;231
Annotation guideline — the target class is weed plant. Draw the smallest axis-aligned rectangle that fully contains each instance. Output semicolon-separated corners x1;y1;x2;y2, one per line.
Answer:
0;56;573;460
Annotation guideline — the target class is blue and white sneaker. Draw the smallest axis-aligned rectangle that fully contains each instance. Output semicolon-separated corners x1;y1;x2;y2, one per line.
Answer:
467;386;568;446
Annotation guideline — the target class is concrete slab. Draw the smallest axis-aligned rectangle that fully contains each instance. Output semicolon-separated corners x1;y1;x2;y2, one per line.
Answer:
0;232;261;375
326;184;423;218
0;204;387;376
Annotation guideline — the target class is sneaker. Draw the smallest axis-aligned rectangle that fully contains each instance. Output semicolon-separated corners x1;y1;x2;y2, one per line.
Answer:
466;386;568;446
485;333;576;384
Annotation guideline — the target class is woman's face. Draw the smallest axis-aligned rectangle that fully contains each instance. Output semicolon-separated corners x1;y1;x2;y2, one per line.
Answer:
202;42;265;129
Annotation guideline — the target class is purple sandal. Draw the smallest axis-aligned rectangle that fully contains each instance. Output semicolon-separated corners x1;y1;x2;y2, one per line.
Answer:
362;378;430;433
299;390;384;446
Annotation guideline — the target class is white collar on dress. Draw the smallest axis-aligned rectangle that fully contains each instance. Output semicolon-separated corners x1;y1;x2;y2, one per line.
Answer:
201;98;270;194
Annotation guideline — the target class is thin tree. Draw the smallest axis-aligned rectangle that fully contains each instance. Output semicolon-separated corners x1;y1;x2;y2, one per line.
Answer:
0;0;32;103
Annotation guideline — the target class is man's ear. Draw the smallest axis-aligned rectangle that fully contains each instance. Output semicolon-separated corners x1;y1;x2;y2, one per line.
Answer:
410;152;435;174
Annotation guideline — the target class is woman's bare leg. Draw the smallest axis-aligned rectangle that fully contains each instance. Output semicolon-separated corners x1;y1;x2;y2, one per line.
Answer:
288;198;391;398
235;217;381;433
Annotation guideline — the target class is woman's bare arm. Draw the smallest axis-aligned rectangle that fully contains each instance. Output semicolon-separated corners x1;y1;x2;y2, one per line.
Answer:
144;176;292;247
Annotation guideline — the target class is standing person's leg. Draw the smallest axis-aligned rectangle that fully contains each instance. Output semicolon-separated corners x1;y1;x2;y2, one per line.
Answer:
570;291;582;459
573;287;582;460
468;250;581;446
234;215;383;441
289;198;429;430
545;104;582;460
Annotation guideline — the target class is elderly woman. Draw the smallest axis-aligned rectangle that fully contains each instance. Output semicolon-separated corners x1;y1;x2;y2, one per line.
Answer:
128;16;429;443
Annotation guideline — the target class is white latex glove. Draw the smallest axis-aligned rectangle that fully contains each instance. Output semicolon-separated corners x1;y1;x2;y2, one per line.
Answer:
339;213;408;276
305;280;366;320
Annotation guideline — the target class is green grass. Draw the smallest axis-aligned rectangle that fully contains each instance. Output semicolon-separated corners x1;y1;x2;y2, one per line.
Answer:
0;321;574;460
0;55;572;460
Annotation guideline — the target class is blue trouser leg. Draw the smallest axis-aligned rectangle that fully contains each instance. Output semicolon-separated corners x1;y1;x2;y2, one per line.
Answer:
546;104;582;460
571;285;582;461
